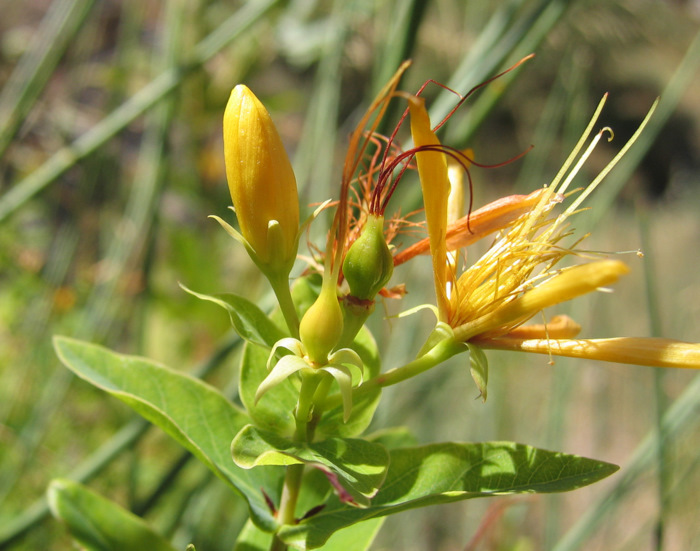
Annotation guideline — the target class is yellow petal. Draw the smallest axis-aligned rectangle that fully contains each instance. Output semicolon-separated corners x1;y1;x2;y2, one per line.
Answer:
479;337;700;369
453;260;630;341
407;95;450;320
500;314;582;340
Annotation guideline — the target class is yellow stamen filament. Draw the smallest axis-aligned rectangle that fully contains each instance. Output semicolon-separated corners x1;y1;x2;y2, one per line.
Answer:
452;260;629;342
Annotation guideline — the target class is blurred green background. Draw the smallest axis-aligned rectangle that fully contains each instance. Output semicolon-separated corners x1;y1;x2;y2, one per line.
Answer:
1;0;700;549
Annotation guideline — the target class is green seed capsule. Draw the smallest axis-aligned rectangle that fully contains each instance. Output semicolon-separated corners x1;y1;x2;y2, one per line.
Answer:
342;214;393;300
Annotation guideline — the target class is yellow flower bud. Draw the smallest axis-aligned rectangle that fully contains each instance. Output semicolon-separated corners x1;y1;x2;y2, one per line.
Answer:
223;85;299;268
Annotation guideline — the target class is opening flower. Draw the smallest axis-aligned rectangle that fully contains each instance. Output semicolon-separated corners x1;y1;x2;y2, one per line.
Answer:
406;92;700;375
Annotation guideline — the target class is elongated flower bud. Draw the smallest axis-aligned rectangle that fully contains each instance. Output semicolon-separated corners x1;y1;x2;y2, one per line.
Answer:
223;85;299;269
342;214;393;301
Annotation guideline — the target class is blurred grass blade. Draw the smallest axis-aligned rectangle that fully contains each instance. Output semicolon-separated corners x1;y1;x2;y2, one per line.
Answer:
0;0;279;223
430;0;571;133
81;0;182;340
0;420;150;549
447;0;571;146
292;0;347;196
47;479;177;551
585;26;700;224
0;0;95;157
372;0;429;95
0;0;185;527
552;372;700;551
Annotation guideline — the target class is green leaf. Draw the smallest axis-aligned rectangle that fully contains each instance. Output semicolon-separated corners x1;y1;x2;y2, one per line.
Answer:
365;426;418;449
467;342;489;401
233;517;383;551
278;441;619;549
53;337;282;532
319;518;384;551
181;285;286;347
232;425;390;508
47;479;176;551
233;519;272;551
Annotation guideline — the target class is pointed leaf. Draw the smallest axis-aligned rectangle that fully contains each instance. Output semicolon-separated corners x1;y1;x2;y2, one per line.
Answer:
53;337;281;532
232;425;389;507
47;479;177;551
467;343;489;401
181;285;285;347
278;441;619;549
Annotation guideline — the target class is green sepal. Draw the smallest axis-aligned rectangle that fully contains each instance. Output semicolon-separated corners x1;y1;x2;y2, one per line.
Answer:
315;327;381;439
256;354;309;404
240;340;297;437
466;342;489;401
417;321;455;357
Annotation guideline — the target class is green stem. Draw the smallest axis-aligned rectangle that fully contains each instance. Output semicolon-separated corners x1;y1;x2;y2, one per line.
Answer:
270;371;321;551
307;372;334;437
338;298;374;349
271;463;304;551
293;371;322;442
269;272;300;339
322;337;465;410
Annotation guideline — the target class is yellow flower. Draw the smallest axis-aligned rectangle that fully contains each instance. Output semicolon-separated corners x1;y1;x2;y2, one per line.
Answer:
408;93;700;371
223;85;299;271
